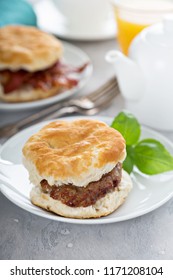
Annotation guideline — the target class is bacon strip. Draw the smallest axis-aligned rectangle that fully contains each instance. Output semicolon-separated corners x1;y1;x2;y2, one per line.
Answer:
0;61;88;94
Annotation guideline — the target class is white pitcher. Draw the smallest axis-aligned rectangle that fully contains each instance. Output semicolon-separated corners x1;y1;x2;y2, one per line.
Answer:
106;15;173;131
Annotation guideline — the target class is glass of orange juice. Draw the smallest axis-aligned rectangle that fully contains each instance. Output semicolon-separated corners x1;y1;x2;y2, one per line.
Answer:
113;0;173;55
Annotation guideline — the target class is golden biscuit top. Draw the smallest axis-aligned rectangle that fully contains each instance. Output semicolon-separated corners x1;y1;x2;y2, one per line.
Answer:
23;119;126;187
0;25;63;71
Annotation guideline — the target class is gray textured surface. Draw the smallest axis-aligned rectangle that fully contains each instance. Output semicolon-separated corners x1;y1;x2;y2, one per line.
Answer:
0;39;173;260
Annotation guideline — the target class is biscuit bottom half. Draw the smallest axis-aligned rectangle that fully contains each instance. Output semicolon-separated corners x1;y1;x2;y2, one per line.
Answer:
30;170;132;219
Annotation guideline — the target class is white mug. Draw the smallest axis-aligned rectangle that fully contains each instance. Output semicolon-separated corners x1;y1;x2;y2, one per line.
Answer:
52;0;112;32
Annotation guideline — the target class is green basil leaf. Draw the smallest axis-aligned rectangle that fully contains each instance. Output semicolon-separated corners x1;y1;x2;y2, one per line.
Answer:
134;138;173;175
123;155;134;174
123;146;135;174
111;111;141;145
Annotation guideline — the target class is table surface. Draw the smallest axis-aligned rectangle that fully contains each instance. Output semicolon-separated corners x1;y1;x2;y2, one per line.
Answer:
0;38;173;260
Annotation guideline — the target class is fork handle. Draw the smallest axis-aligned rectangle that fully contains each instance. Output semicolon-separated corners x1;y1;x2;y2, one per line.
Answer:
0;105;78;139
13;100;70;129
0;101;73;138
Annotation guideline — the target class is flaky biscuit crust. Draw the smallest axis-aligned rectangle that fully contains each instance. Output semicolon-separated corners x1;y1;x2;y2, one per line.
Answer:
23;119;126;187
0;26;62;71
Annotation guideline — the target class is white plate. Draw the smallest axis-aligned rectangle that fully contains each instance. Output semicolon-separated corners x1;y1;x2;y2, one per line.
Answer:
0;42;92;111
35;0;117;41
1;116;173;224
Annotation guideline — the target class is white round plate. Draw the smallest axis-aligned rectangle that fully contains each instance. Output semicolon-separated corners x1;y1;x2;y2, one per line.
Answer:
35;0;117;41
0;42;92;111
0;116;173;224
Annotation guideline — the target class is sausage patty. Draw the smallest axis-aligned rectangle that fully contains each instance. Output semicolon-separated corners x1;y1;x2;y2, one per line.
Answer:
40;162;122;208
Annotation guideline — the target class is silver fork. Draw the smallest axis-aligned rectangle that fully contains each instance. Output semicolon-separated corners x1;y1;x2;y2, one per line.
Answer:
0;77;119;138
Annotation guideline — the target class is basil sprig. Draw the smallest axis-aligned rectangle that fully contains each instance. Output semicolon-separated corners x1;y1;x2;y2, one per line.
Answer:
111;111;173;175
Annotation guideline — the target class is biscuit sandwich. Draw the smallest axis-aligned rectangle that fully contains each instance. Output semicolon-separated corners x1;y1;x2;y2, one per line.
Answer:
22;119;132;219
0;25;86;103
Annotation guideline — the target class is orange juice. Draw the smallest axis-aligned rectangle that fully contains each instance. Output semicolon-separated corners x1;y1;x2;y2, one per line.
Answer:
114;0;173;55
116;15;149;55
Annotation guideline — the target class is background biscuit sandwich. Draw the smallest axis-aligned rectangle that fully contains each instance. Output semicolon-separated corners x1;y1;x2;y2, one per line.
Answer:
22;119;132;219
0;25;86;103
